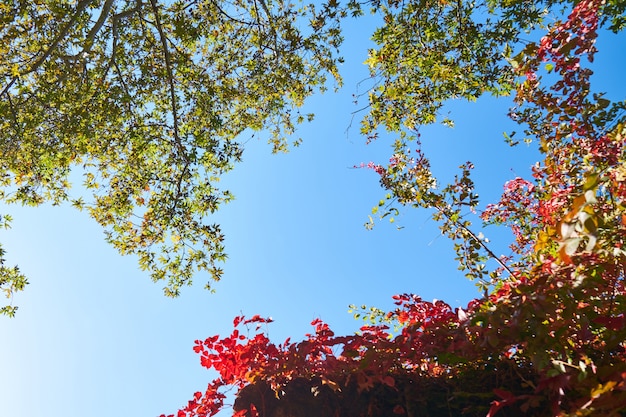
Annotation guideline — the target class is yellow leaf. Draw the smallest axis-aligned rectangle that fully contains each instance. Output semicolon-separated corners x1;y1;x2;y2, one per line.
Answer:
590;381;617;399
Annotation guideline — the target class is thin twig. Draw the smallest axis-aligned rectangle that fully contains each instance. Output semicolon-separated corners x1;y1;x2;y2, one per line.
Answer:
148;0;191;215
433;202;516;278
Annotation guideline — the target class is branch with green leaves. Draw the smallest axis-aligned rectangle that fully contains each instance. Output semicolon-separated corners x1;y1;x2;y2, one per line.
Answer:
0;215;27;317
365;143;515;293
0;0;345;309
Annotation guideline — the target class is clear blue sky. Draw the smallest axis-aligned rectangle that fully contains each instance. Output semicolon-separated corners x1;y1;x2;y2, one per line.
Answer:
1;8;624;417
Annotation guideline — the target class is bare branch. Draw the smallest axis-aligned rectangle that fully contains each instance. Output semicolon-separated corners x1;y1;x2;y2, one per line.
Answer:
210;0;255;26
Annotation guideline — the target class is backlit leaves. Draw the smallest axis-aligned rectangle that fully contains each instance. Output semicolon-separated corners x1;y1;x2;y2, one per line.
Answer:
0;215;27;317
0;0;344;300
357;0;554;139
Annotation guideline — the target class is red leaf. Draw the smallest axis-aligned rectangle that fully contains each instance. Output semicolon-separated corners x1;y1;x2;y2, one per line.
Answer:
383;375;395;387
488;389;521;417
593;315;625;331
397;311;409;324
493;388;515;401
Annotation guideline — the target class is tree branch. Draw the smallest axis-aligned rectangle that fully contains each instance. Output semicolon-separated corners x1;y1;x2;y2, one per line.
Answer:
82;0;115;54
210;0;254;26
148;0;181;147
105;1;145;115
148;0;190;215
1;0;95;98
432;202;516;279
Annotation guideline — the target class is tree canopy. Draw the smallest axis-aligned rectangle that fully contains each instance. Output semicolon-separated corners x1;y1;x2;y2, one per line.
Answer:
1;0;624;314
0;0;345;313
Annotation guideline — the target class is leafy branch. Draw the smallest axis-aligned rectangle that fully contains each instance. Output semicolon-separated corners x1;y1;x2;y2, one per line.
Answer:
0;0;95;98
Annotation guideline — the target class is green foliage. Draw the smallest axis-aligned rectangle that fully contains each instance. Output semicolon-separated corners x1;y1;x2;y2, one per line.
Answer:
353;0;624;140
359;0;626;294
355;0;550;138
0;0;344;301
0;215;27;317
1;0;624;315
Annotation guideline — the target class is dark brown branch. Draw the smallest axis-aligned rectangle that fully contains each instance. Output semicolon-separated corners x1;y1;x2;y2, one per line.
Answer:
256;0;272;21
210;0;255;26
85;0;144;56
148;0;181;147
148;0;190;215
5;92;24;147
106;1;145;115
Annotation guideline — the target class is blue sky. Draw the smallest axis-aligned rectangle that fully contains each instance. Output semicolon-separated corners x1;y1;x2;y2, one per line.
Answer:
1;8;624;417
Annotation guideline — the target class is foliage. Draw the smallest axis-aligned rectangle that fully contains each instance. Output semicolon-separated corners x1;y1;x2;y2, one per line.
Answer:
2;0;625;412
354;0;623;138
0;0;345;312
162;0;626;416
1;0;623;317
0;215;27;317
